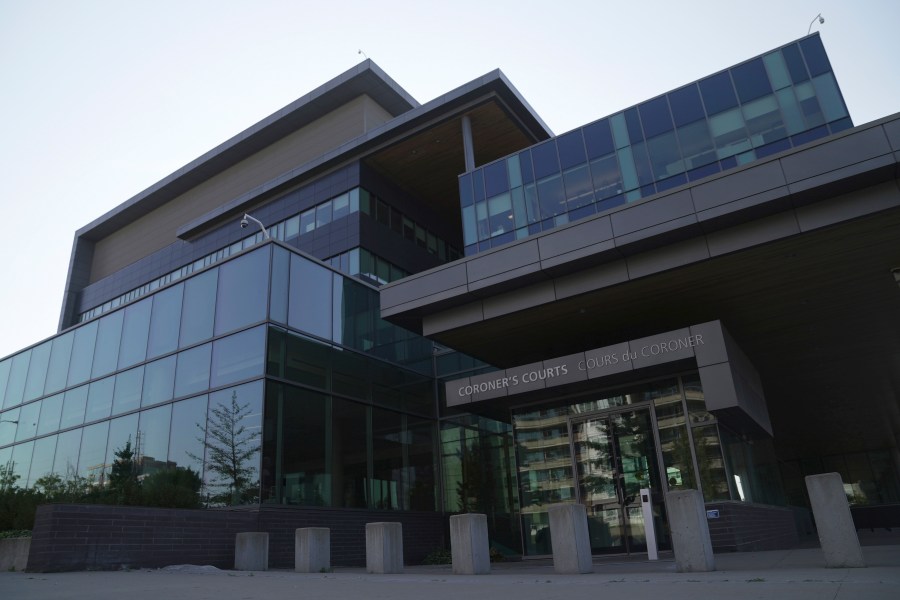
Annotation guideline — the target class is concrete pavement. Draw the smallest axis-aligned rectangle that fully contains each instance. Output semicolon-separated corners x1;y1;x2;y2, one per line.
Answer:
2;544;898;600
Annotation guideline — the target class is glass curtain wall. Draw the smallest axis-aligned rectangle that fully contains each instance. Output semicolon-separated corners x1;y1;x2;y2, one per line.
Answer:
511;374;738;556
460;35;851;255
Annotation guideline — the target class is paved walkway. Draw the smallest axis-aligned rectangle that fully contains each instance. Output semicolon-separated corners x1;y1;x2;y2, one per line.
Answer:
2;544;899;600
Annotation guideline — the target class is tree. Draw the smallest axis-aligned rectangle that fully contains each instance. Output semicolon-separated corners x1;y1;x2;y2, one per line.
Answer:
140;468;202;508
191;391;260;506
107;440;141;505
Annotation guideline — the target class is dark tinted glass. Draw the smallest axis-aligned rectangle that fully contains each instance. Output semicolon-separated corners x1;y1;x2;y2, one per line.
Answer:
638;96;674;138
590;155;622;199
332;397;369;507
731;58;772;103
458;173;474;208
677;120;716;169
147;283;183;359
264;383;330;506
668;84;705;126
646;131;684;181
473;169;485;203
518;150;534;184
782;44;809;83
215;247;269;336
531;141;560;179
118;298;152;369
624;107;644;142
799;35;831;76
755;137;792;158
699;71;738;115
179;269;218;348
371;406;403;510
482;161;509;197
583;119;615;159
631;142;654;186
556;131;587;170
687;162;721;181
536;175;565;219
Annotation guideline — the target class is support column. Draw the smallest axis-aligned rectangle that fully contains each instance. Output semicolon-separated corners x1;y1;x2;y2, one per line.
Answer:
295;527;330;573
234;532;268;571
805;473;865;568
450;513;490;575
461;115;475;172
666;490;715;572
366;522;403;574
548;503;592;574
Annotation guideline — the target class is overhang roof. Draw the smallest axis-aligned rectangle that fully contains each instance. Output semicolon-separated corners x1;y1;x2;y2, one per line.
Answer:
76;60;419;242
382;114;900;459
74;60;552;243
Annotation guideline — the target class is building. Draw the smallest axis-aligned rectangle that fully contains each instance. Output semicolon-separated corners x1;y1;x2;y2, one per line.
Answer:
2;33;899;565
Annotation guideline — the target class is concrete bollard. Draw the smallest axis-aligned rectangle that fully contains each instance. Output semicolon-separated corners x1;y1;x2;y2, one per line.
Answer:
234;532;269;571
805;473;865;568
548;503;593;574
295;527;331;573
450;513;491;575
366;522;403;574
666;489;715;572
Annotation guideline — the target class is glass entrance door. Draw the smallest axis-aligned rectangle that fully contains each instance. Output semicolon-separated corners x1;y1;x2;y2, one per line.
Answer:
572;409;663;554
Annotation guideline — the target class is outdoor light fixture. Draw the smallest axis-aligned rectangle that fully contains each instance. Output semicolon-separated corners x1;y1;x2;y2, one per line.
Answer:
240;213;270;239
808;13;825;35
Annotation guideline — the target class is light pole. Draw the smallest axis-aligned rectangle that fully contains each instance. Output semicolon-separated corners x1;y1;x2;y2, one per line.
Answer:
808;13;824;35
240;213;270;239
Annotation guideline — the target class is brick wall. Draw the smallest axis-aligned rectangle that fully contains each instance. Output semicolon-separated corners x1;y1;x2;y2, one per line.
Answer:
27;503;446;572
705;501;799;552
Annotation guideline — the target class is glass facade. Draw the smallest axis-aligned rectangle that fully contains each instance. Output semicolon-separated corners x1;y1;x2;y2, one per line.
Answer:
1;242;439;509
511;375;738;556
78;187;461;324
459;35;852;254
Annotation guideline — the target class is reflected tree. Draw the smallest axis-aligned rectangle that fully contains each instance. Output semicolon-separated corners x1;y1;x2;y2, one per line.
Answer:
191;390;260;506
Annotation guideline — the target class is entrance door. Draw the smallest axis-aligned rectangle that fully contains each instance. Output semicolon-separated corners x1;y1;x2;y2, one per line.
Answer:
571;409;663;554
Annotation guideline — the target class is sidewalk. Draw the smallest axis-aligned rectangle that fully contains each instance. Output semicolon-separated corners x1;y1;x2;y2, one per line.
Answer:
2;544;898;600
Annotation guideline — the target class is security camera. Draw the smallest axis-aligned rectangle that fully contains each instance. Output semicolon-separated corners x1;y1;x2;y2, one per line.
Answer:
240;218;249;229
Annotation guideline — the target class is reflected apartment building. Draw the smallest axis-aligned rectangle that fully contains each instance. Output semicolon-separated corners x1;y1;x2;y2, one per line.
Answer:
2;33;900;559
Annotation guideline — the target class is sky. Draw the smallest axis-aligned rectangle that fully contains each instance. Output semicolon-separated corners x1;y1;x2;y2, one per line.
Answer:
1;0;898;359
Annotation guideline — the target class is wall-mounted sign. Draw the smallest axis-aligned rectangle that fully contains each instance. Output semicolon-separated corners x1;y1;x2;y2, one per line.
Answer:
446;324;714;406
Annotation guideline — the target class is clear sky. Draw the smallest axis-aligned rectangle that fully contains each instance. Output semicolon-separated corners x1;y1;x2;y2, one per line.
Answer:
1;0;898;359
